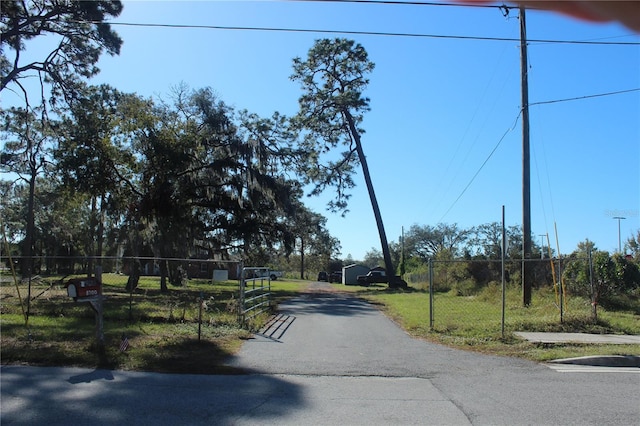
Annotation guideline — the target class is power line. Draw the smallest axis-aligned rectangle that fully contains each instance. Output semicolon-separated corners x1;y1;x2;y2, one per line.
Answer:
288;0;588;14
437;86;638;223
438;111;521;223
93;21;640;45
303;0;639;44
429;44;512;220
287;0;502;9
529;88;640;106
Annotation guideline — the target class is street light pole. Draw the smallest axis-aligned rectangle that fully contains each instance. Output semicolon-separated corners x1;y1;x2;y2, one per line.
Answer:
613;216;626;253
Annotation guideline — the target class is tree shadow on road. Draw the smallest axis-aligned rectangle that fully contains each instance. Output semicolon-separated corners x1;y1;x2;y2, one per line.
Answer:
1;365;306;425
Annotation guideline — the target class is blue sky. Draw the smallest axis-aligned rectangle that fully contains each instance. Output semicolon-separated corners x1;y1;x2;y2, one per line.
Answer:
6;0;639;260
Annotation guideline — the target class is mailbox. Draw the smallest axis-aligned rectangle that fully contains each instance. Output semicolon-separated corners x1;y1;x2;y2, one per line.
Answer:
66;277;101;300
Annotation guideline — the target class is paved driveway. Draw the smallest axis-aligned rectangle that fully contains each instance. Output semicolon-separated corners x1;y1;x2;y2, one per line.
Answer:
2;282;639;425
227;289;528;379
226;283;640;425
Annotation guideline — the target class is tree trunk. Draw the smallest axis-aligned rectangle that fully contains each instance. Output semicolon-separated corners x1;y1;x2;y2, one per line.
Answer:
299;236;305;279
96;193;105;267
343;110;404;288
88;196;97;277
125;260;140;292
24;164;36;317
24;170;36;267
160;258;168;292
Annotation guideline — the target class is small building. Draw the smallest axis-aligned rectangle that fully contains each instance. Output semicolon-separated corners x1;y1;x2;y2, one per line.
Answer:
187;260;240;280
342;264;370;285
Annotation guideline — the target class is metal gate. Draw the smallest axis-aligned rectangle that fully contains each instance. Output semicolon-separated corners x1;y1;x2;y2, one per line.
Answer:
238;267;273;327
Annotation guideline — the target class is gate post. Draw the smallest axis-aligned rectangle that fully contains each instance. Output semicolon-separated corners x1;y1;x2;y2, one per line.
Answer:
238;268;246;325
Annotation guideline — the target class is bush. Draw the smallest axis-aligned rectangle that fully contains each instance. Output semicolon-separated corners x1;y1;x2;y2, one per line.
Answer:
450;279;478;296
564;251;640;312
478;281;502;302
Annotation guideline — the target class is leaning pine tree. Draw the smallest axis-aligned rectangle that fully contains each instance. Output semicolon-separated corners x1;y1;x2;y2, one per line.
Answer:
291;38;406;288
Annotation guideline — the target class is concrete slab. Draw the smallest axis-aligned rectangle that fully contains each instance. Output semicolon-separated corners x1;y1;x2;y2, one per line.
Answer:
514;332;640;345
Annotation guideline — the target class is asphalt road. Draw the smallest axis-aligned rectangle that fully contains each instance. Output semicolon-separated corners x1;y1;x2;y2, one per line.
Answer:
2;281;639;425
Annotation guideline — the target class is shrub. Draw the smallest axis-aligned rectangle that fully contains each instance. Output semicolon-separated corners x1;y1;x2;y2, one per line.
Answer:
450;279;478;296
564;250;640;312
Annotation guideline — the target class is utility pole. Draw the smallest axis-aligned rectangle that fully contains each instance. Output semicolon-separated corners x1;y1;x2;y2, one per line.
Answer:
520;6;532;306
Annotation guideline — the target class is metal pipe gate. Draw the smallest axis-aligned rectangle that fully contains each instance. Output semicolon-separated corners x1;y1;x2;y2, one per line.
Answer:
238;267;273;327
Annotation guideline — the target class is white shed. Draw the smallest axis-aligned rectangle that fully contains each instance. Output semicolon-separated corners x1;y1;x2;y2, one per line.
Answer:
342;264;370;285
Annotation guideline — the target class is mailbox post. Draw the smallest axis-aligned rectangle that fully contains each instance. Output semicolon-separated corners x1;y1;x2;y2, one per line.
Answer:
65;275;105;349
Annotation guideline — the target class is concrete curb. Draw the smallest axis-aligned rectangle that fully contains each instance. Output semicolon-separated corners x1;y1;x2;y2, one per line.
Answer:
549;355;640;368
515;332;640;368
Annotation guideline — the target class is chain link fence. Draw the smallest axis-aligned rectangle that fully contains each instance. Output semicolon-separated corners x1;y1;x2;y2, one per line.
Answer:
403;257;599;335
0;256;243;330
3;254;633;338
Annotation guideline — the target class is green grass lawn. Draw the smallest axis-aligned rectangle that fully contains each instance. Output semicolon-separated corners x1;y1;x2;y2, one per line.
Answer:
339;283;640;361
1;275;638;372
0;274;315;373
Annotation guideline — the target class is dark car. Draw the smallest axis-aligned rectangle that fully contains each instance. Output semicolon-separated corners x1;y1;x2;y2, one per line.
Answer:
329;271;342;283
357;269;388;286
317;271;328;282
